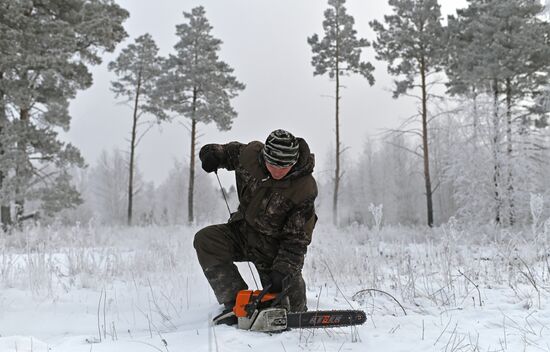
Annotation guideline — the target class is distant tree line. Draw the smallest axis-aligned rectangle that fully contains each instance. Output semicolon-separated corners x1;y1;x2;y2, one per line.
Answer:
310;0;550;227
58;149;234;226
2;0;550;229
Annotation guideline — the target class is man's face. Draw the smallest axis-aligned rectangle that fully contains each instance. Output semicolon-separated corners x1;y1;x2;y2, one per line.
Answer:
266;162;293;180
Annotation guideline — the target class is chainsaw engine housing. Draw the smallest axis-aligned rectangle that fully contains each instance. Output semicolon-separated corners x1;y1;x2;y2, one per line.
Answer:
237;308;287;332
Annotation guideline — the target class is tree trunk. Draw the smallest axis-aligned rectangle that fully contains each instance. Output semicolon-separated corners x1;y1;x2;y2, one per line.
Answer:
505;78;514;226
472;86;478;146
187;88;198;224
127;70;142;226
420;56;434;227
15;108;30;225
333;65;341;227
0;207;10;231
492;79;502;225
332;14;341;227
0;71;11;230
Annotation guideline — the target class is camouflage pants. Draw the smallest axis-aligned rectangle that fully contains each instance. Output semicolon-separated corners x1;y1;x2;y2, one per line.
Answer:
193;222;307;312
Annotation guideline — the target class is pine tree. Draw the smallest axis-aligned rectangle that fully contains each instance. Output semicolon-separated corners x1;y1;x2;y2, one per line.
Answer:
108;34;166;226
159;6;245;224
0;0;128;225
446;0;550;225
308;0;375;226
370;0;445;227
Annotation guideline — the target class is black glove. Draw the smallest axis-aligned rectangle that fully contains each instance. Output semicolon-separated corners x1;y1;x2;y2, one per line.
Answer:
199;145;220;173
268;270;286;293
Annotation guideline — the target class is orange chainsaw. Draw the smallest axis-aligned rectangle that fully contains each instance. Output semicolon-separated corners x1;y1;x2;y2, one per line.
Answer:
232;286;366;332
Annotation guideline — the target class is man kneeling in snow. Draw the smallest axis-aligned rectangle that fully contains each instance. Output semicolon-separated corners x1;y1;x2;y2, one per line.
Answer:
194;129;318;325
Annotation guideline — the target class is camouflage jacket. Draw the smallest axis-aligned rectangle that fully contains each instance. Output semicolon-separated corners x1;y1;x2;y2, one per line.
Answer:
200;139;318;275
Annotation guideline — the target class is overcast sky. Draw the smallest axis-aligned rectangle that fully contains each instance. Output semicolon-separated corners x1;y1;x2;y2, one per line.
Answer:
64;0;467;186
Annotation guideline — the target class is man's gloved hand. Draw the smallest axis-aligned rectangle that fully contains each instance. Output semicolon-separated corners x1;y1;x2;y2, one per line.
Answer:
268;270;286;293
199;145;220;173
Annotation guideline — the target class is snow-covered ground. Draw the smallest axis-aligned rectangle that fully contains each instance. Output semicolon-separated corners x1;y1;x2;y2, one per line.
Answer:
1;222;549;351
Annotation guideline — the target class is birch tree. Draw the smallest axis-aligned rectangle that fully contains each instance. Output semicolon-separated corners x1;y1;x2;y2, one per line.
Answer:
308;0;375;226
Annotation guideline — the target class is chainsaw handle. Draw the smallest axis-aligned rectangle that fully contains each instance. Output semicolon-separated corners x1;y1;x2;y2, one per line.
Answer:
243;273;293;317
269;273;293;307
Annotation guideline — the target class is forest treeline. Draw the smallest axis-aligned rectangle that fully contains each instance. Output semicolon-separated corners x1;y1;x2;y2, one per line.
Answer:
1;0;550;228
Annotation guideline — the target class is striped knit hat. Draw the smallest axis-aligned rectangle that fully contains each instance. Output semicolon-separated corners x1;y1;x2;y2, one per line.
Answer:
263;129;300;167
